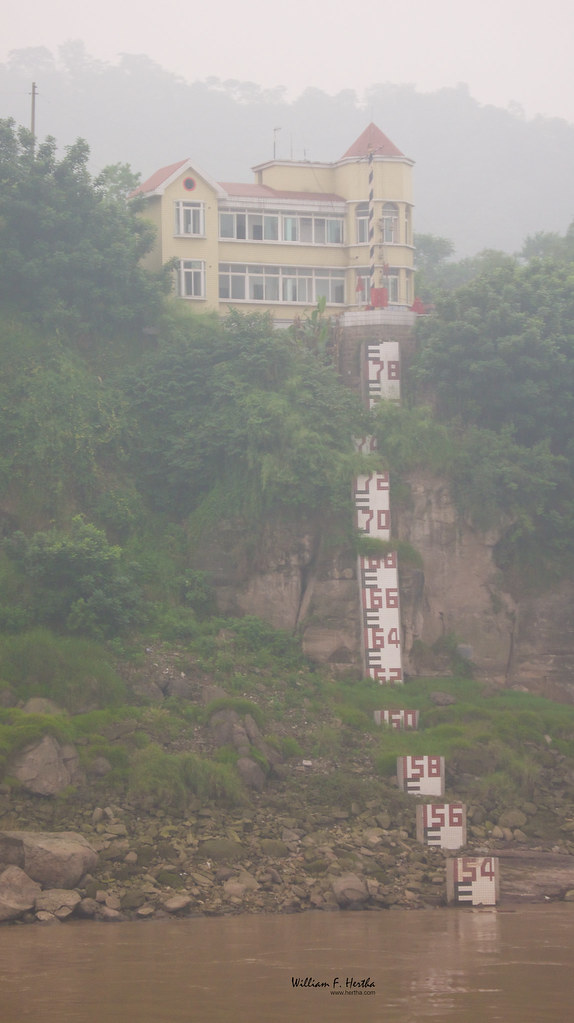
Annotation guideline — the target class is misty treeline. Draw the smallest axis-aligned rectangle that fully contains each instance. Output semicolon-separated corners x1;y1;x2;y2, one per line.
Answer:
1;114;574;643
2;42;574;255
376;235;574;587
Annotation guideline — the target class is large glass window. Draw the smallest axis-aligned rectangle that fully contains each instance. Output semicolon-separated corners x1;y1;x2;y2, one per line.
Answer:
383;271;400;303
405;206;411;246
355;268;400;304
356;202;369;244
219;208;343;244
179;260;205;298
381;203;399;244
174;201;205;237
218;264;345;304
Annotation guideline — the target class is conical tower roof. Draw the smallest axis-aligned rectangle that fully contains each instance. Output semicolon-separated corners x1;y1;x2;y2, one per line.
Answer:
340;122;404;159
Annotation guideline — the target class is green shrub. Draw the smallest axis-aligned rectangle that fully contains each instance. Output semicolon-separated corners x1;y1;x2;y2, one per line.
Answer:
336;705;373;731
4;518;144;639
128;744;244;811
0;628;125;711
128;745;188;810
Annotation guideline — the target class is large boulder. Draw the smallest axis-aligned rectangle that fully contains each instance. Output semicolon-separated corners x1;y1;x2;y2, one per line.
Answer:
10;735;84;796
331;873;369;909
35;889;81;919
0;832;98;888
0;865;41;921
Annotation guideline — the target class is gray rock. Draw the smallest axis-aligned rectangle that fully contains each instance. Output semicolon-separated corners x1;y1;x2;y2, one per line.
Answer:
498;809;528;829
99;906;123;921
76;898;100;919
231;723;250;755
331;873;369;908
136;905;156;918
163;895;192;913
35;889;81;915
209;709;241;746
21;698;66;716
0;866;42;922
87;756;112;778
244;714;262;743
430;691;457;706
236;758;266;791
259;839;289;858
199;838;244;861
0;831;98;888
223;879;248;899
10;735;84;796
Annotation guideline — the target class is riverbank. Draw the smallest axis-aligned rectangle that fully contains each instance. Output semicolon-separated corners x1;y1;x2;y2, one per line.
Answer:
3;771;574;923
2;633;574;923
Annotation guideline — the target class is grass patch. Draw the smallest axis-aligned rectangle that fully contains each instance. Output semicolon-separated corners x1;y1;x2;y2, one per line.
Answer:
0;628;125;712
127;743;245;811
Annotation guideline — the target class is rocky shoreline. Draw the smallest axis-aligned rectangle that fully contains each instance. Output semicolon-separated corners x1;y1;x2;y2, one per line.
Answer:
3;646;574;924
3;789;574;925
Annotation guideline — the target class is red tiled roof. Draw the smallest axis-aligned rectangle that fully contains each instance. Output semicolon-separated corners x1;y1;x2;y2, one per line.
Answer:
340;123;404;159
219;182;344;202
132;159;189;196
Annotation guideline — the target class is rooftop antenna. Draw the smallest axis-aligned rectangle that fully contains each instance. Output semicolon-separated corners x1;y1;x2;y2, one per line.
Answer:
30;82;38;149
273;126;281;160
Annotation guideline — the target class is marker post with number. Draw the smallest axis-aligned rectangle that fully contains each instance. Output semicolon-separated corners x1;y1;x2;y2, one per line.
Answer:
416;803;466;849
446;857;499;905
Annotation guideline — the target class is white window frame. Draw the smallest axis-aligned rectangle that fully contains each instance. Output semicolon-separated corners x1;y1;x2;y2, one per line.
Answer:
382;270;400;303
219;208;344;245
356;202;369;244
381;203;399;244
179;259;205;299
174;201;205;237
218;264;345;305
355;268;400;304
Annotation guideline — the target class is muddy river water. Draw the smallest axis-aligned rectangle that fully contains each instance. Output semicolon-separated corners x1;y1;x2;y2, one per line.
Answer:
2;905;573;1022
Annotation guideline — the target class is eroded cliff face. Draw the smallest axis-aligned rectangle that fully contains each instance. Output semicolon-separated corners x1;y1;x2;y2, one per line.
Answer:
395;472;574;701
198;473;574;700
396;471;517;680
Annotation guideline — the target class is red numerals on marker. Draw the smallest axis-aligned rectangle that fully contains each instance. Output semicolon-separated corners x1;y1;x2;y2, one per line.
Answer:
480;858;495;880
430;805;445;827
449;805;464;827
460;859;477;883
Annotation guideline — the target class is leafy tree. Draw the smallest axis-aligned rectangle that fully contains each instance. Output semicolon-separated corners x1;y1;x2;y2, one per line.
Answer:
3;517;144;638
414;256;574;451
127;308;369;519
0;319;127;518
520;223;574;263
408;243;574;580
0;118;168;336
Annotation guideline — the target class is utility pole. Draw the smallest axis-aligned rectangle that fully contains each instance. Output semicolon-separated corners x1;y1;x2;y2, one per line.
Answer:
273;126;281;161
30;82;38;148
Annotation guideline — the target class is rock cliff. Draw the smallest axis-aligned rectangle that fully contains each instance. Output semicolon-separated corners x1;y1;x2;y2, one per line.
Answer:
199;472;574;700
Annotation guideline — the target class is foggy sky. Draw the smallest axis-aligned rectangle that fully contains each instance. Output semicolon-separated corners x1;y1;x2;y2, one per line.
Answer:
2;0;573;124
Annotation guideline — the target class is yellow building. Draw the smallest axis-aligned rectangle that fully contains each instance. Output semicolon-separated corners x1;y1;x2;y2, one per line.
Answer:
135;123;414;323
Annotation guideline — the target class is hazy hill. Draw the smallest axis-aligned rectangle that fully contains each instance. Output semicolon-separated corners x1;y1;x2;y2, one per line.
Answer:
2;42;574;256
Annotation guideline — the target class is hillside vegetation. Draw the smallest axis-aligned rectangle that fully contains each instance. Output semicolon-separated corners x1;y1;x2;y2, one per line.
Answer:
1;120;574;877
